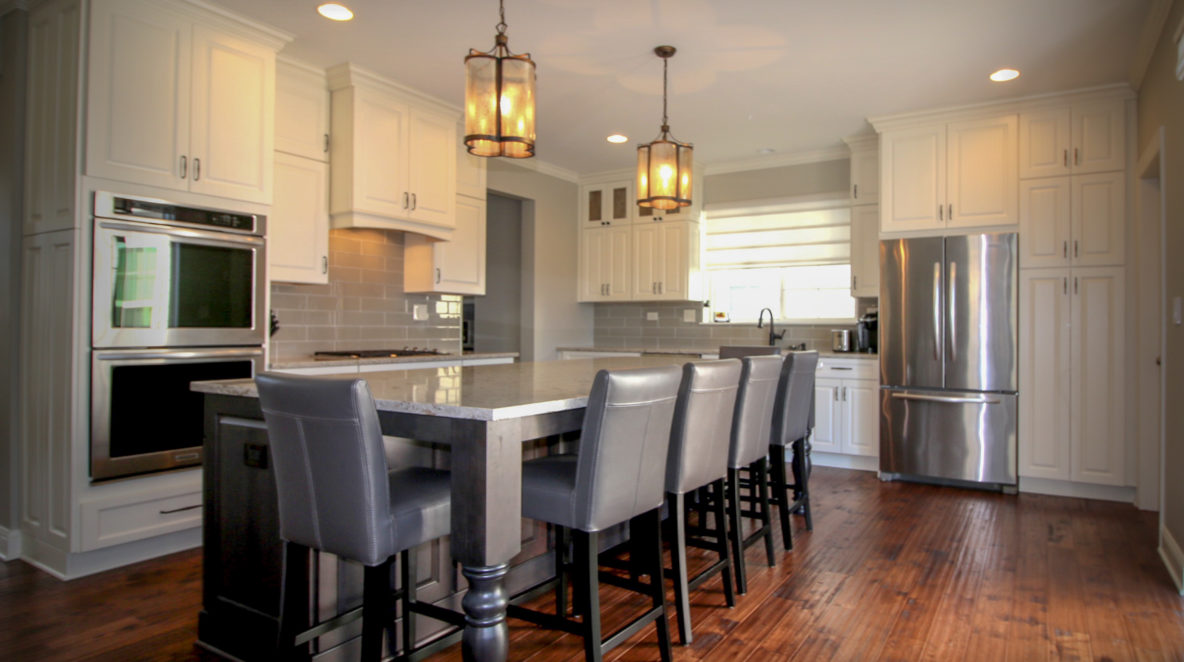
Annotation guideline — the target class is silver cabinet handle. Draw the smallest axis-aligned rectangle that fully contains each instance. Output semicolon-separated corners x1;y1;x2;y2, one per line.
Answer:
831;366;853;371
179;155;187;179
403;192;409;209
833;387;839;401
932;261;942;361
891;392;1000;405
948;260;957;364
322;255;328;274
324;133;330;153
1074;148;1080;165
948;204;953;220
938;204;943;221
1074;240;1078;258
436;267;441;284
411;193;417;210
1063;277;1067;294
1074;277;1078;294
853;275;857;290
193;157;201;181
842;386;847;401
658;282;663;294
1063;149;1068;167
853;183;858;199
1063;241;1068;259
159;503;201;515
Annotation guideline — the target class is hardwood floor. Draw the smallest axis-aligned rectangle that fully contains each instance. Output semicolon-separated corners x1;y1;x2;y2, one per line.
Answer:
2;467;1182;661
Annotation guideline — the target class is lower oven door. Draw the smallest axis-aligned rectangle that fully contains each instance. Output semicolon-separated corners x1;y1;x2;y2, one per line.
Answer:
91;347;263;481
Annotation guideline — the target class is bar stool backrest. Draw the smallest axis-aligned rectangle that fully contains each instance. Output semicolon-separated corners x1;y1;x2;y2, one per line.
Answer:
573;365;683;532
729;355;784;469
772;351;819;447
666;360;742;495
256;373;393;566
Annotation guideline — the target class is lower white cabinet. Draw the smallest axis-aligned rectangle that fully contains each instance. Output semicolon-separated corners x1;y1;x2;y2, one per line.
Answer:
269;151;329;284
405;194;487;295
812;358;878;457
1018;266;1125;485
850;204;879;297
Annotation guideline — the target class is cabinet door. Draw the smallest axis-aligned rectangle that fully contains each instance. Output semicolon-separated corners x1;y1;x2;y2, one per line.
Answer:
579;229;606;301
850;205;880;297
583;183;632;226
407;109;457;229
275;59;329;162
811;378;843;453
1070;171;1125;267
435;196;486;294
850;146;880;204
86;0;190;192
946;114;1017;228
1019;178;1071;268
1072;100;1125;175
1018;108;1071;179
189;24;274;203
1070;267;1125;485
843;380;879;457
605;225;632;300
1018;269;1072;480
351;90;410;218
656;222;693;300
270;153;328;284
456;133;487;199
632;223;660;299
880;126;945;233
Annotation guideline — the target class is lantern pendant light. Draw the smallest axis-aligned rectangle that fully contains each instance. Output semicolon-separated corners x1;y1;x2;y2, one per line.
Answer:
637;45;692;211
464;0;536;158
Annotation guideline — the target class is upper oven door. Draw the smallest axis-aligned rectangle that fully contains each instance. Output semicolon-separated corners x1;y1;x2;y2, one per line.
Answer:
92;218;266;348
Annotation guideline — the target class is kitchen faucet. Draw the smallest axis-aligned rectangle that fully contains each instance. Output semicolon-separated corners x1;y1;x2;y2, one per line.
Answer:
757;307;785;347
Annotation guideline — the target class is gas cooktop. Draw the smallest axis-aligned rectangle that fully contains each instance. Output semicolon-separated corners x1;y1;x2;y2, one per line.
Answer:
313;348;452;360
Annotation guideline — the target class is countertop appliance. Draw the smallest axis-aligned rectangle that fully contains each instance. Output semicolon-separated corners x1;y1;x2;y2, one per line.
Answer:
830;329;852;352
314;348;452;360
856;310;878;353
879;233;1018;488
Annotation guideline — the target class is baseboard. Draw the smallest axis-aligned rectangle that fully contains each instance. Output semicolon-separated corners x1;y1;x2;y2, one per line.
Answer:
1018;477;1137;503
1159;523;1184;595
810;452;879;472
0;526;21;561
21;527;202;580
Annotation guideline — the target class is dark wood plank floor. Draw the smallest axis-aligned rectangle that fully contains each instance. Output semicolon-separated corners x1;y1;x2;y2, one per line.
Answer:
2;467;1182;661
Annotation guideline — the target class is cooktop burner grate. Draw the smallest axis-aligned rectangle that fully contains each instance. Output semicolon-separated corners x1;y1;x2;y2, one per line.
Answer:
313;348;451;360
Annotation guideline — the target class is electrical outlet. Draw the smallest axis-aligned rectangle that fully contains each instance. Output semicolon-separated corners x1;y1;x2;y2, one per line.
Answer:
413;304;429;321
683;309;696;323
646;311;659;321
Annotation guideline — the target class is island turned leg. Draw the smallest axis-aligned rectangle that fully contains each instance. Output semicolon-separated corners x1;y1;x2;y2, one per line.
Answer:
450;419;523;662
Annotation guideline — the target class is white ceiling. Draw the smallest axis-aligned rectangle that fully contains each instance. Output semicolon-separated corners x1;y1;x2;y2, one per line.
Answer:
212;0;1153;176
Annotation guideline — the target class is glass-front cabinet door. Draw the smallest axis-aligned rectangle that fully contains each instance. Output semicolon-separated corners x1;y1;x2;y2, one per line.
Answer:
582;182;633;226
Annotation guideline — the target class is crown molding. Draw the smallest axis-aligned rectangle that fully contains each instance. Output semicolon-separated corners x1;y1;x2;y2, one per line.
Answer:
327;62;461;115
501;156;580;183
703;145;850;176
1131;0;1174;90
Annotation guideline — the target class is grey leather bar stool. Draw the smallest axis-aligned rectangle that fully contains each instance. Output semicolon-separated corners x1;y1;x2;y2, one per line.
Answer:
725;354;783;594
718;345;781;359
769;351;819;550
256;373;463;662
662;359;740;645
509;365;681;662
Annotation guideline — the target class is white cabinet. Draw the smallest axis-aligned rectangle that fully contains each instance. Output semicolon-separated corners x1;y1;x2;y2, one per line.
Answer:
630;221;699;300
275;58;330;162
1018;267;1125;485
270;152;329;284
845;134;880;204
879;114;1017;233
582;182;633;227
812;358;878;457
1018;100;1125;179
86;0;277;204
328;64;457;240
1019;172;1124;269
456;133;488;199
405;195;486;295
850;205;879;297
580;225;632;301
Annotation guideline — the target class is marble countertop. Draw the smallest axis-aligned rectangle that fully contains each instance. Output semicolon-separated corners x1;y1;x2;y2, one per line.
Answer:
557;346;879;360
269;351;519;370
194;356;689;421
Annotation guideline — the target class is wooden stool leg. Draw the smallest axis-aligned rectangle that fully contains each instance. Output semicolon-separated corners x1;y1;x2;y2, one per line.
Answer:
277;541;311;661
757;459;778;563
400;548;417;655
770;445;794;550
666;491;693;645
726;468;747;595
574;530;603;662
712;478;735;607
648;508;674;662
362;557;395;662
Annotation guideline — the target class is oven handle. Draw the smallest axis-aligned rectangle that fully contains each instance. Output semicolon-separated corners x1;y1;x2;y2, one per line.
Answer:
96;219;264;248
92;347;264;362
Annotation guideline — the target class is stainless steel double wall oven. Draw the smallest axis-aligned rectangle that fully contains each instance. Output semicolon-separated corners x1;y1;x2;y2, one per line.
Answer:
90;192;266;480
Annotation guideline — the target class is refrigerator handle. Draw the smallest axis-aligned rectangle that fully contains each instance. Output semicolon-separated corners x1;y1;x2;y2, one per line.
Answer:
890;392;1001;405
948;260;957;364
932;261;942;361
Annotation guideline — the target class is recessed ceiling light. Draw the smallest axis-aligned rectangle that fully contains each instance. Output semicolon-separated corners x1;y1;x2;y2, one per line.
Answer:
606;134;628;144
758;147;776;155
989;68;1020;82
317;3;354;21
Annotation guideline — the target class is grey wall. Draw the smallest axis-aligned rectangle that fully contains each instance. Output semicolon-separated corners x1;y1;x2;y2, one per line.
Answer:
0;7;28;540
486;161;590;361
473;194;522;354
269;228;461;363
704;159;849;207
1137;0;1184;551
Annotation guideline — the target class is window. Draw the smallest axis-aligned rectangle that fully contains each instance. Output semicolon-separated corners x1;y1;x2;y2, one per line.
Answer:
703;201;855;323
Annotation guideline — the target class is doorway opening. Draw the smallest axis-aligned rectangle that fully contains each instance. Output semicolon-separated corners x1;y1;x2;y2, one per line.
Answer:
465;194;523;355
1135;126;1165;516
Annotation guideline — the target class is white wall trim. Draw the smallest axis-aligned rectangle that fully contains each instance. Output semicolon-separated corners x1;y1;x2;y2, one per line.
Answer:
1018;477;1137;503
1159;522;1184;594
502;156;579;184
1130;0;1174;90
704;145;850;176
810;452;879;473
0;526;20;561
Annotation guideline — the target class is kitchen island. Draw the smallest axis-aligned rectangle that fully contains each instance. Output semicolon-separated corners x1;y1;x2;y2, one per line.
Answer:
193;356;689;662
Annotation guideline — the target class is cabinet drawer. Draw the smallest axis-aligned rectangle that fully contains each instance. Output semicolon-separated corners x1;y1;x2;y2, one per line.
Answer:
80;486;203;551
816;357;878;381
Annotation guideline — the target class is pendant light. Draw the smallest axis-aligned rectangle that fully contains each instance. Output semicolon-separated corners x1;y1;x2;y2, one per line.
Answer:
464;0;536;158
637;46;692;210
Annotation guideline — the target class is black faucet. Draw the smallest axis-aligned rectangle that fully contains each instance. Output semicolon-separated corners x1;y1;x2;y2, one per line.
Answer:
757;308;785;347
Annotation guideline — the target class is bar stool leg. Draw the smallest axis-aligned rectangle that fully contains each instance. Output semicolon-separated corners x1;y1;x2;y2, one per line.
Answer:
362;557;395;662
574;530;603;662
278;541;311;661
792;437;814;531
647;508;674;662
711;478;736;607
769;445;794;550
555;525;570;617
756;458;779;562
666;491;693;645
400;547;417;655
725;468;747;595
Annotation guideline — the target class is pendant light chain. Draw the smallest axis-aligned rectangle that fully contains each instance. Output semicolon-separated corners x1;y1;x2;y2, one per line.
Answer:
496;0;507;36
662;56;669;130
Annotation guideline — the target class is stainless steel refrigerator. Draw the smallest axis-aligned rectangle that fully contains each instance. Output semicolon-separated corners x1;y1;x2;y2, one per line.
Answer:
879;232;1018;487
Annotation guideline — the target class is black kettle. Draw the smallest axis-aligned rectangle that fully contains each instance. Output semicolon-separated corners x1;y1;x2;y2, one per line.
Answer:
856;311;878;353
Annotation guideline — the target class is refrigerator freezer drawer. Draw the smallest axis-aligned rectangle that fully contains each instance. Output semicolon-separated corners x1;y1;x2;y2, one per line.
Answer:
879;388;1017;485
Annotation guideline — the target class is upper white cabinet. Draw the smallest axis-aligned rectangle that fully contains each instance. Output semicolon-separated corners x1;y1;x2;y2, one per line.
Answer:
582;182;633;227
86;0;279;204
405;195;486;295
270;152;328;284
630;221;699;300
275;58;330;162
1020;172;1125;268
850;205;879;297
328;64;457;240
1018;99;1125;179
845;134;880;205
456;130;488;199
876;114;1018;234
580;225;632;301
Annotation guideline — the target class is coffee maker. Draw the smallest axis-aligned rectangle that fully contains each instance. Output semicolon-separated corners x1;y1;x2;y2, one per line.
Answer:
856;310;878;353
